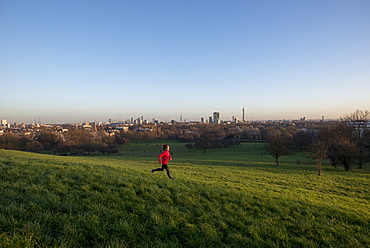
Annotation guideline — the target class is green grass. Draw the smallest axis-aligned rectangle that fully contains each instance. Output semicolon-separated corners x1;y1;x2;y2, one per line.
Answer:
0;141;369;247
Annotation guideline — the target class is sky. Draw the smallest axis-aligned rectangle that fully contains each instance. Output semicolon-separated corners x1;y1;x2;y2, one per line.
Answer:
1;0;369;124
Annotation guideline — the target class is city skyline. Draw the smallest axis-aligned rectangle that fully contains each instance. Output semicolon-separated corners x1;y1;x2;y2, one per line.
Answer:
0;109;334;125
1;1;369;124
0;105;362;124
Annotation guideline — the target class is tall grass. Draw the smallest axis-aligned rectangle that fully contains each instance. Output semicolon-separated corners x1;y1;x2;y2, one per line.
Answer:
0;142;369;247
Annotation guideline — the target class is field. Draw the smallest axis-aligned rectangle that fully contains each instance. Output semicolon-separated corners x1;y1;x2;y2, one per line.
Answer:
0;141;369;247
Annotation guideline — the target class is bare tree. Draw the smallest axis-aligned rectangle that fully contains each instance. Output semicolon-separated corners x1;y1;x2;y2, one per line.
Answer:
265;128;291;166
37;132;61;150
334;137;360;171
26;140;44;152
316;120;361;171
309;140;328;175
341;110;370;168
317;123;342;168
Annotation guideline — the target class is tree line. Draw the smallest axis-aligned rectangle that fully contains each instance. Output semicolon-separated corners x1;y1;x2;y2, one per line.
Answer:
0;122;263;154
265;110;370;174
1;110;369;171
0;128;128;155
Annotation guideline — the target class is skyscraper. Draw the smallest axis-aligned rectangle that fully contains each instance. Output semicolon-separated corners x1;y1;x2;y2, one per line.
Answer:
213;112;220;123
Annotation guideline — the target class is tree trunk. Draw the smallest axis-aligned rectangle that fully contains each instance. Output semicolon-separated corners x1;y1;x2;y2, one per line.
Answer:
359;149;363;169
316;159;323;176
275;156;279;166
343;159;350;171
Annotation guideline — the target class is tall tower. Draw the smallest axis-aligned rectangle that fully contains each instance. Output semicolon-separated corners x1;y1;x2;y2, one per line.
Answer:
213;112;220;123
242;108;245;122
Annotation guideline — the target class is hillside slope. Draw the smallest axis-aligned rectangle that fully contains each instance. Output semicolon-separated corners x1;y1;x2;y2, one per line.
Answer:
0;145;369;247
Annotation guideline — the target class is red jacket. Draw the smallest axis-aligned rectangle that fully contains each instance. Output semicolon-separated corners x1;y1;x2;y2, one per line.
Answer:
158;150;172;165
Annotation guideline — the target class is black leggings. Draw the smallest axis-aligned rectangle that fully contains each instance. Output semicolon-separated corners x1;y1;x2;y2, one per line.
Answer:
153;164;172;178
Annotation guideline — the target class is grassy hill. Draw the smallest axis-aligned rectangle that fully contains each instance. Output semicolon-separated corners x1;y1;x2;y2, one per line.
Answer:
0;141;369;247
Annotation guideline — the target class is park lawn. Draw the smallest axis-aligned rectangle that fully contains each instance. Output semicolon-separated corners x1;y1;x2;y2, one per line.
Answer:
0;141;369;247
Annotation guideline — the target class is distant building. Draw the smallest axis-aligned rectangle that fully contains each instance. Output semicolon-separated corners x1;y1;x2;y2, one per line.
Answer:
1;119;7;126
213;112;220;123
116;126;129;131
134;118;143;125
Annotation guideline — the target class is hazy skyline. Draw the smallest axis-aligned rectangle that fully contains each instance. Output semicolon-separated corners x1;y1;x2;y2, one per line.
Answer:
1;1;369;124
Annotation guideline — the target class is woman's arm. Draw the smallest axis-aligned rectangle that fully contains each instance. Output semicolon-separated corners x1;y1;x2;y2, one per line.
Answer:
158;153;164;164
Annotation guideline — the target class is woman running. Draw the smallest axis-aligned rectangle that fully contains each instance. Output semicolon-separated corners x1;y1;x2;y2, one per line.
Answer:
151;144;175;179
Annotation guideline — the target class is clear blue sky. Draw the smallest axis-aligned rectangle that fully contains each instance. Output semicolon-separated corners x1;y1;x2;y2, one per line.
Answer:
1;0;369;123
